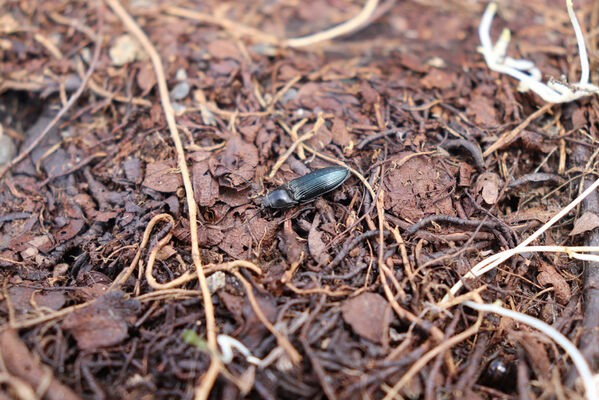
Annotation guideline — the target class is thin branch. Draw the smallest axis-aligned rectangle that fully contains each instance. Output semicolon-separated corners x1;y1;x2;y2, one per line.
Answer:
478;1;599;103
285;0;379;48
463;301;597;400
442;177;599;301
102;1;221;398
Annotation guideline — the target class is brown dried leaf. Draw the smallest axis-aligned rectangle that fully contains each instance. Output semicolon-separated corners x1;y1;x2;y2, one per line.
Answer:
330;117;352;147
503;205;560;224
218;215;276;258
212;136;258;187
306;123;332;150
53;219;84;242
3;286;65;314
197;226;225;247
398;53;428;73
537;262;571;304
569;211;599;236
475;172;500;205
218;187;252;207
142;160;182;193
136;62;156;94
280;220;303;264
384;152;456;221
571;108;587;130
359;81;378;104
27;234;54;253
421;69;457;90
458;162;474;187
0;329;81;400
62;291;140;350
92;210;119;223
240;292;276;348
341;292;389;343
194;173;219;207
206;39;242;61
467;94;498;127
219;291;244;324
122;158;143;184
308;214;330;265
510;330;551;380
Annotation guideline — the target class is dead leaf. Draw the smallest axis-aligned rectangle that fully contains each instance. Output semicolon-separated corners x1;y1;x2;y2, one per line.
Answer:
218;215;276;258
384;152;456;221
510;329;551;380
142;160;182;193
92;210;119;223
458;162;474;187
0;329;81;400
27;234;54;253
53;218;85;242
306;122;332;150
219;291;244;325
62;291;140;350
218;186;252;207
2;286;65;314
475;172;501;205
279;220;303;264
571;108;587;130
206;39;242;61
122;158;143;184
212;136;258;187
194;173;219;207
359;80;378;104
421;69;457;90
503;205;560;224
467;94;498;127
308;214;330;265
136;63;156;94
537;262;571;304
398;53;428;73
569;211;599;236
240;292;276;349
330;117;352;147
341;292;390;343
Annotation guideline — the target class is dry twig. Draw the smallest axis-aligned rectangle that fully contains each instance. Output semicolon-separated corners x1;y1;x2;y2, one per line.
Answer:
102;0;220;398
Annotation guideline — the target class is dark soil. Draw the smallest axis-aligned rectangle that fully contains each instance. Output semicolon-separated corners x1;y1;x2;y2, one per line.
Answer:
0;0;598;399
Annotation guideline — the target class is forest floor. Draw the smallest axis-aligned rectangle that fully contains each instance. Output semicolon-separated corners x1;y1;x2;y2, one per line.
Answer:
1;0;598;399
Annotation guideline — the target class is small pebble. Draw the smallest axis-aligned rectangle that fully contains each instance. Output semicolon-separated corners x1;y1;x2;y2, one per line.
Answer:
294;108;307;118
0;134;16;166
171;102;187;114
171;81;190;100
109;34;140;66
281;88;298;104
80;47;91;63
427;56;446;68
175;68;188;81
206;271;226;293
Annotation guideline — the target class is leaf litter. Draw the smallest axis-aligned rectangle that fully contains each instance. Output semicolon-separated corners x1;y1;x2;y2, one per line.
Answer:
0;0;597;399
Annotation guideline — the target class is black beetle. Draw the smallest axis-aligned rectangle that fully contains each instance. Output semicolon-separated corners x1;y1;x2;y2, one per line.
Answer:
480;358;516;392
262;166;350;208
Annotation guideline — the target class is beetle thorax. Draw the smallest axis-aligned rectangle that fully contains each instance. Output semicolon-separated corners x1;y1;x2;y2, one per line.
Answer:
262;188;296;208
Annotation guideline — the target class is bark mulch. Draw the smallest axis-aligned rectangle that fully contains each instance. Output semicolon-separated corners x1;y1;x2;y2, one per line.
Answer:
0;0;598;399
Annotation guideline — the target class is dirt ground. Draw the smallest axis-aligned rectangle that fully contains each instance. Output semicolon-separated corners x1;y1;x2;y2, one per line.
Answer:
1;0;599;398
